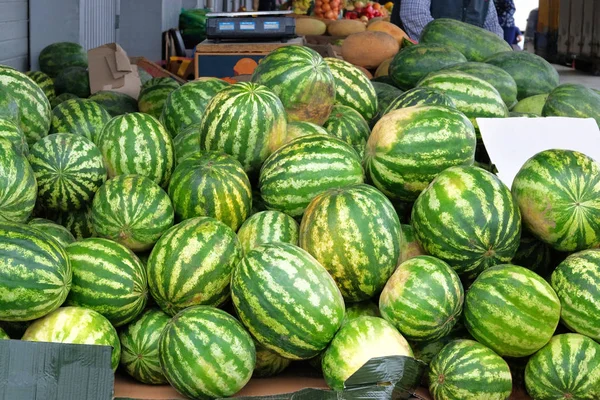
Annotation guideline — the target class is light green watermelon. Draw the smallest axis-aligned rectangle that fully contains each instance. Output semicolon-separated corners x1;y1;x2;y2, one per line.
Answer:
50;99;112;143
28;218;76;248
0;138;37;223
237;210;299;254
25;71;56;101
0;118;28;156
172;124;203;165
253;342;292;378
511;93;549;115
323;104;370;158
284;121;329;145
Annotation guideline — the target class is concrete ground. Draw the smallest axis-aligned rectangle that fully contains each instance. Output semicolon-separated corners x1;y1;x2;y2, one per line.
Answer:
554;64;600;89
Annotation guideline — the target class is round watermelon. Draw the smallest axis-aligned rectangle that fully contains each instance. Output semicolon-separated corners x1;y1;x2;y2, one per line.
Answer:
97;112;175;187
253;342;292;378
0;66;52;144
147;217;242;315
138;84;176;120
344;301;380;323
525;334;600;400
168;152;252;231
0;138;37;223
383;87;456;115
512;149;600;251
400;224;427;262
50;93;79;109
551;250;600;341
46;204;96;240
299;184;402;302
389;44;467;90
513;229;553;276
464;264;561;357
371;81;404;123
199;82;287;173
22;307;120;371
28;218;76;248
141;77;179;91
323;104;370;158
172;124;203;165
160;77;229;137
251;46;336;125
237;210;299;254
28;133;107;211
120;308;171;384
411;165;521;278
542;83;600;128
54;66;90;98
231;242;345;360
0;87;21;124
25;70;56;101
159;306;255;399
284;121;329;144
322;316;413;391
88;90;139;117
0;222;72;321
39;42;88;78
50;99;112;143
366;106;476;202
65;238;148;327
428;339;512;400
92;174;174;252
410;322;470;366
325;57;377;121
379;256;463;342
0;118;28;156
259;134;364;217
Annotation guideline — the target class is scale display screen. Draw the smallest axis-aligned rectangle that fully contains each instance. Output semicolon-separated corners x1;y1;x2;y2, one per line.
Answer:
207;12;296;41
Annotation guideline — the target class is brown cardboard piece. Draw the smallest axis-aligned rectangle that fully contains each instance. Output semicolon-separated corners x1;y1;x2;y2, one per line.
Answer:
88;43;141;99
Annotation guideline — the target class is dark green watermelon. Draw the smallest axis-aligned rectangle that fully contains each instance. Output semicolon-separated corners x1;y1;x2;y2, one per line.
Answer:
88;91;138;117
54;67;90;98
39;42;88;78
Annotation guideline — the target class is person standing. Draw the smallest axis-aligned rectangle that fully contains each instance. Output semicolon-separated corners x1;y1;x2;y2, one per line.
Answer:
495;0;522;46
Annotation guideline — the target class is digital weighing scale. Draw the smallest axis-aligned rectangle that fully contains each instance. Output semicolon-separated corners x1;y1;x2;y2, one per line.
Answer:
206;11;296;42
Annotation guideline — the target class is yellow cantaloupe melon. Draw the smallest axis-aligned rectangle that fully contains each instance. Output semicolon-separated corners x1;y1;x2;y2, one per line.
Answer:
341;31;399;69
296;18;327;36
367;21;409;46
327;20;366;37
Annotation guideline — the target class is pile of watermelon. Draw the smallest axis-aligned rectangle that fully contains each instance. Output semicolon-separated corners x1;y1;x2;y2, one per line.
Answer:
1;18;600;400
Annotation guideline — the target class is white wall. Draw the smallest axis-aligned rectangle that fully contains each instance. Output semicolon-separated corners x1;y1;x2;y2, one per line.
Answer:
0;0;29;70
514;0;539;31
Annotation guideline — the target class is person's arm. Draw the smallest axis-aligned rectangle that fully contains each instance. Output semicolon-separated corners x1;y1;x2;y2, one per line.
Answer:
485;0;505;38
400;0;433;41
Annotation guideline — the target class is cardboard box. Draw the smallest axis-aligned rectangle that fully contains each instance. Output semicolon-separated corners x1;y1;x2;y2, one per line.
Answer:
88;43;142;100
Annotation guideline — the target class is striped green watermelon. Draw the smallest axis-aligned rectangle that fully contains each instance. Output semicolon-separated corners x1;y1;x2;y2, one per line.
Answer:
159;306;255;399
0;118;28;156
98;112;174;187
464;264;560;357
231;242;345;360
410;321;470;366
28;218;76;248
299;184;402;302
389;44;467;90
199;82;287;173
344;301;380;323
509;112;538;118
120;308;170;384
485;51;559;100
383;87;456;115
25;71;56;101
0;66;52;144
428;339;512;400
253;342;292;378
325;57;377;121
259;134;364;217
512;149;600;252
542;84;600;127
0;139;37;223
88;91;138;117
513;229;553;276
412;166;521;278
420;19;512;62
147;217;242;315
322;316;413;391
441;62;518;107
525;333;600;400
511;93;549;115
0;222;71;321
46;204;96;240
400;224;427;262
168;152;252;231
65;238;148;326
54;66;90;98
28;133;107;212
50;99;111;143
22;307;120;371
160;78;229;137
172;124;203;165
551;250;600;341
237;210;299;254
365;106;476;202
284;121;329;145
0;87;20;124
138;69;153;86
371;82;404;122
418;70;508;126
138;84;176;120
39;42;88;78
50;93;79;109
141;77;179;91
379;256;463;342
252;46;336;125
0;328;8;340
323;105;370;158
92;174;174;252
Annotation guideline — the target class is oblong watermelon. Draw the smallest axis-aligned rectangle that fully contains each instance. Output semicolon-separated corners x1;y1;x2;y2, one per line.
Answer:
542;83;600;127
464;264;561;357
400;224;427;262
259;134;364;217
284;121;329;144
0;222;72;321
50;93;79;109
39;42;88;78
512;149;600;251
525;334;600;400
54;66;91;98
88;90;139;117
147;217;242;315
141;77;179;91
25;70;56;101
0;118;28;156
231;242;345;360
323;104;370;157
159;306;255;399
0;138;37;223
199;82;287;173
28;218;76;248
28;133;107;212
411;165;521;278
299;184;402;302
137;84;176;120
172;124;203;165
511;93;548;115
92;174;174;252
429;339;512;400
371;81;404;122
344;301;381;323
383;87;456;115
237;210;299;254
50;99;111;143
252;46;336;125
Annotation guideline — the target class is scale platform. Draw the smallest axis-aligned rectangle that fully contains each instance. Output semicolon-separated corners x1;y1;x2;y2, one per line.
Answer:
206;11;296;42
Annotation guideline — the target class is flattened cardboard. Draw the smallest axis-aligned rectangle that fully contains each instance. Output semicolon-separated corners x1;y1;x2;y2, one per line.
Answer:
477;117;600;188
88;43;142;99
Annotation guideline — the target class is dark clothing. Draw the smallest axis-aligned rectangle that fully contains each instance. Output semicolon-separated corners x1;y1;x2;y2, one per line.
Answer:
430;0;490;28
